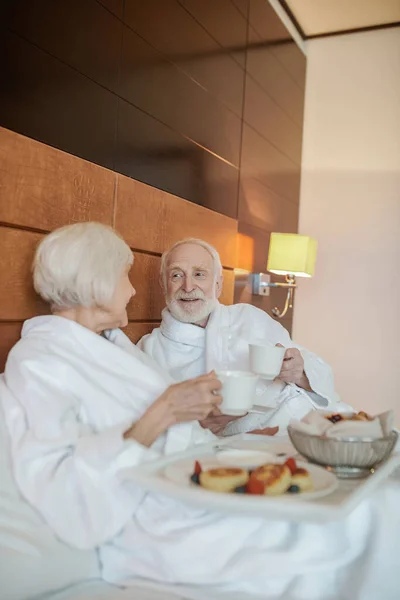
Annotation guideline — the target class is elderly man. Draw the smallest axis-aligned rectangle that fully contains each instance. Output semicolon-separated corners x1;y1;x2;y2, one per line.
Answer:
138;238;348;435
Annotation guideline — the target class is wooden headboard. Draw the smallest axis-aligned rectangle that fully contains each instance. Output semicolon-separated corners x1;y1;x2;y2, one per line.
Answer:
0;127;237;371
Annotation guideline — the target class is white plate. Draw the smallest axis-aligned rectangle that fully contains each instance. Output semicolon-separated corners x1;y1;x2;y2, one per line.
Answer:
129;440;400;522
214;448;277;468
164;455;338;501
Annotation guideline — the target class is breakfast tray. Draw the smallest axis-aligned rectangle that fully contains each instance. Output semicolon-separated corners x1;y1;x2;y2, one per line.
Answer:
127;434;400;524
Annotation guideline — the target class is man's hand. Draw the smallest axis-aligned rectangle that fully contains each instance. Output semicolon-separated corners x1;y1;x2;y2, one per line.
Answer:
199;408;243;436
276;345;312;391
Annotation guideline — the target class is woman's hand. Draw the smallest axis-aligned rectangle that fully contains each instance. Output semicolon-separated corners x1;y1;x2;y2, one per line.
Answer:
124;372;222;447
155;372;223;424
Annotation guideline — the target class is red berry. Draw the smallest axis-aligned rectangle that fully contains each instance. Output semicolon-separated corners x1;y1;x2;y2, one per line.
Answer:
194;460;202;475
284;458;297;475
246;477;265;495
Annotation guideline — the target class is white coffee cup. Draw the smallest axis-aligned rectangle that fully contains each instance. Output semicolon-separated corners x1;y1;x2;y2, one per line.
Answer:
249;344;286;379
216;370;258;416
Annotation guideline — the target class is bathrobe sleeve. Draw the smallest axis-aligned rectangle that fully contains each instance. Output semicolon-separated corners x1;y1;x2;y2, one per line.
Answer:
3;352;160;550
136;328;174;375
242;305;338;405
136;331;152;353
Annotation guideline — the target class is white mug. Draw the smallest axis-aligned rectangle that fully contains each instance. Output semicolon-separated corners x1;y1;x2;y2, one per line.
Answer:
249;344;286;379
216;370;258;416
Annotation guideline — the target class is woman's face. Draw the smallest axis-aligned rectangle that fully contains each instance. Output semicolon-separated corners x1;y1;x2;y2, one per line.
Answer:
104;267;136;329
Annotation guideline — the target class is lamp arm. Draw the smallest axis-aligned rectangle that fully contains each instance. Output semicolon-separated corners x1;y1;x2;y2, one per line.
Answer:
272;286;293;319
271;274;296;319
267;282;295;288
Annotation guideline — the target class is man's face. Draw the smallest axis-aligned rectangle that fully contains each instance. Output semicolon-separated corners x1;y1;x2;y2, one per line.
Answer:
165;243;221;324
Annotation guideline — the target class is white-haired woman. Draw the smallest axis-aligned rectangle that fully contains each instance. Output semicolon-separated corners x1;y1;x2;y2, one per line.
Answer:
2;222;398;598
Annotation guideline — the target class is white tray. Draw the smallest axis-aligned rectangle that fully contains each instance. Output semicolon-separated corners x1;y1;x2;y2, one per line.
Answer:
129;435;400;524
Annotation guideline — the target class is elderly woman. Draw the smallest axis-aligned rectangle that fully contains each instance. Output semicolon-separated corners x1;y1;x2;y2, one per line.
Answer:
2;222;399;598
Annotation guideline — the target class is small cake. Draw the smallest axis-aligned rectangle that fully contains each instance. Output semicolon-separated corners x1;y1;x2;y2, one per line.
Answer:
199;467;249;493
326;413;344;424
325;410;373;424
351;411;372;422
251;464;292;496
290;468;314;492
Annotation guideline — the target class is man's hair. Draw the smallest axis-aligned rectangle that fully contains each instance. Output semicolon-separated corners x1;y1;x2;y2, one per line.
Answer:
160;238;223;290
33;222;133;310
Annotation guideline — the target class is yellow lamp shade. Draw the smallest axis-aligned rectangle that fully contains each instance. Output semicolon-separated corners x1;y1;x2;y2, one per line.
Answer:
267;233;317;278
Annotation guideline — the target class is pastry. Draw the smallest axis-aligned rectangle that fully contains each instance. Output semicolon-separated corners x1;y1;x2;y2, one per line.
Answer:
199;467;249;493
325;410;373;424
192;458;313;497
351;411;372;422
250;464;292;496
290;467;314;492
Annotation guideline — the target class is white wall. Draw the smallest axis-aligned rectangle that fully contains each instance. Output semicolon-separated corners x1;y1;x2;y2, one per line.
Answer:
293;28;400;420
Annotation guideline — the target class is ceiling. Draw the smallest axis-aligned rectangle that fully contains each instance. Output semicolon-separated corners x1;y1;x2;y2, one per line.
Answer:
279;0;400;38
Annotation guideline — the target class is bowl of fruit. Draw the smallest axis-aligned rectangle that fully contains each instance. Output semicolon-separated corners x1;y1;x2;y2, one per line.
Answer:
288;410;398;478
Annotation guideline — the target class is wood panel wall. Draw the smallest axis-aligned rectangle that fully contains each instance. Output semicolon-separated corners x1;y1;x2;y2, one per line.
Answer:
2;0;305;225
234;1;306;334
1;1;306;366
0;127;237;371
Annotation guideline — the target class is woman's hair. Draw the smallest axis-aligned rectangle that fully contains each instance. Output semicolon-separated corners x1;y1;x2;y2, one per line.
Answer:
160;238;223;290
33;222;133;310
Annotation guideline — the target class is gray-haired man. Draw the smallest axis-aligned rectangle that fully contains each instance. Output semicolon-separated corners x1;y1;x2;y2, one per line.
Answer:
138;238;348;435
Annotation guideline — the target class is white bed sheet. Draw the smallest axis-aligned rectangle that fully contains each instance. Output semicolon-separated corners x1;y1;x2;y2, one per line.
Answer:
44;579;190;600
44;578;269;600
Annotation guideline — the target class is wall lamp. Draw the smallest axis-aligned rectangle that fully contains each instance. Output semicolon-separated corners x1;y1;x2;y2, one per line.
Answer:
252;233;317;319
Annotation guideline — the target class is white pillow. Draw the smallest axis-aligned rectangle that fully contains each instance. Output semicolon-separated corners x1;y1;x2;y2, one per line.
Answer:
0;376;100;600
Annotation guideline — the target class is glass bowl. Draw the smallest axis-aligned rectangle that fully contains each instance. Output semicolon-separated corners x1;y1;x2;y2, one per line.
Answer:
287;426;398;478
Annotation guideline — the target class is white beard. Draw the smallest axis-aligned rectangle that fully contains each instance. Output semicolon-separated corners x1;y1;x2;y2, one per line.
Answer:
167;295;217;324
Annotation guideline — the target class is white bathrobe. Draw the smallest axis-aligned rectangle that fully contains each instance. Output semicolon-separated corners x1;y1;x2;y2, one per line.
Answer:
138;303;348;435
2;315;399;599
